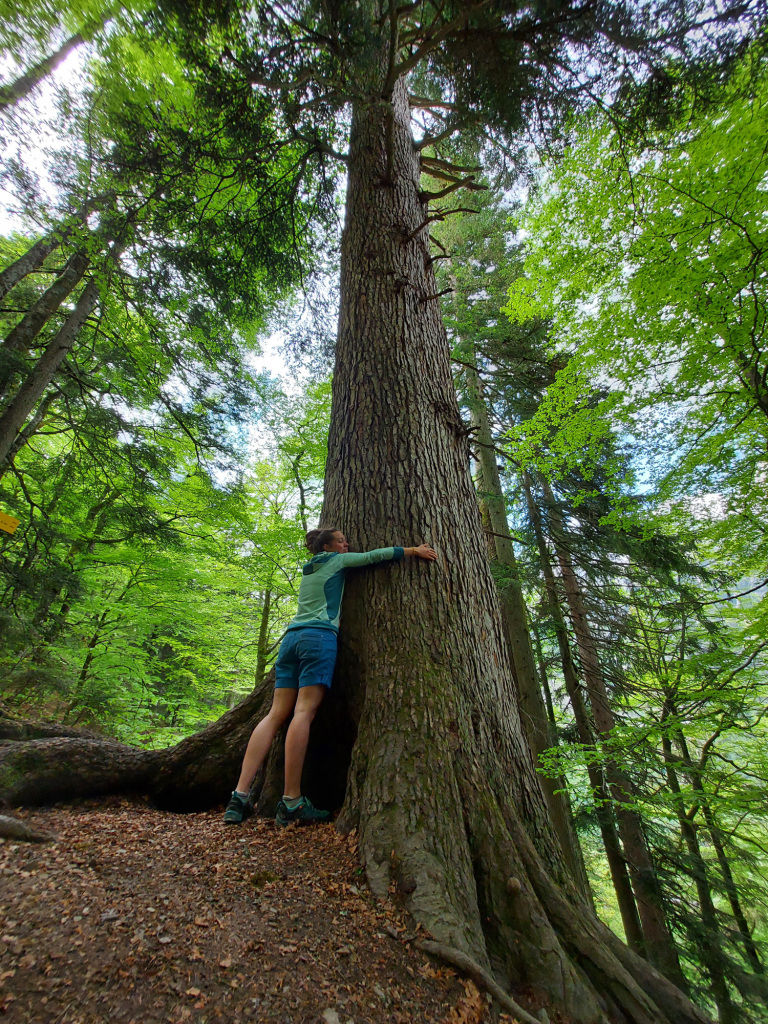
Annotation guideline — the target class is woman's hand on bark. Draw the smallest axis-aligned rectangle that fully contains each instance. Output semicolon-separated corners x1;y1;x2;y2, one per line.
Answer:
407;544;437;561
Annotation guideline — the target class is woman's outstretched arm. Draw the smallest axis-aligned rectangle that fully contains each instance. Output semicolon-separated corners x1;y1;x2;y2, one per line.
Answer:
335;544;436;568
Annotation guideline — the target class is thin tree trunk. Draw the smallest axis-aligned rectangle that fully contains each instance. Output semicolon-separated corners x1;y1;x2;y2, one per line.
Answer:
529;617;557;732
522;470;646;954
463;348;590;898
0;34;86;110
0;192;115;304
254;588;272;686
0;238;61;304
661;712;735;1023
0;389;56;479
289;455;309;533
675;727;764;975
34;488;119;630
539;476;688;990
0;276;98;464
0;11;111;112
68;608;112;721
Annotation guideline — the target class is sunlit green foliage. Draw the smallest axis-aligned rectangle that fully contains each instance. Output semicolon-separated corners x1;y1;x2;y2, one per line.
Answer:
0;372;330;742
505;49;768;537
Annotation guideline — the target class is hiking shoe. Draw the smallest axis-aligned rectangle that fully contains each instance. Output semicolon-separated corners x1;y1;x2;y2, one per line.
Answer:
275;796;330;827
223;791;252;825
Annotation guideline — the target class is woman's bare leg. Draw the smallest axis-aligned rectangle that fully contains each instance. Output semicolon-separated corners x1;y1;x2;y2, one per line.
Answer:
235;688;297;793
283;685;326;798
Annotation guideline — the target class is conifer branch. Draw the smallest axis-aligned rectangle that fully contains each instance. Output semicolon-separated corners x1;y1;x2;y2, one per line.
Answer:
392;0;495;79
420;287;453;303
419;177;486;201
402;205;479;242
421;156;482;174
292;134;349;164
415;125;458;150
408;95;457;110
420;166;469;184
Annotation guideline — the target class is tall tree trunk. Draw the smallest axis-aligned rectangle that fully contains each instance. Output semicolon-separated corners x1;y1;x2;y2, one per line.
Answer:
521;470;646;954
463;349;590;898
0;389;56;480
0;193;115;304
314;73;708;1023
529;617;558;732
539;476;688;989
0;276;98;464
0;34;86;111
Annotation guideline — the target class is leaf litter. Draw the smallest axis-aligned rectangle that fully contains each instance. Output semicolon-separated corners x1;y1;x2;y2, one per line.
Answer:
0;797;513;1023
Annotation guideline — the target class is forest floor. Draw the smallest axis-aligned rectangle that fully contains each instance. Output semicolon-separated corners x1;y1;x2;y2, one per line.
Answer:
0;798;510;1024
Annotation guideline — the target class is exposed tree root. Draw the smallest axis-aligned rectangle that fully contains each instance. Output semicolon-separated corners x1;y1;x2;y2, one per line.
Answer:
0;676;274;810
508;818;712;1024
0;715;103;742
417;938;546;1024
0;813;55;842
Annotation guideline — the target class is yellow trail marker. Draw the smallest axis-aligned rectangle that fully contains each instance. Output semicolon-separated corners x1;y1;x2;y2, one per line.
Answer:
0;511;20;535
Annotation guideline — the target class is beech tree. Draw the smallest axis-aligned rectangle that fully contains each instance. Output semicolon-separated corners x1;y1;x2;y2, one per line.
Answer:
2;3;765;1022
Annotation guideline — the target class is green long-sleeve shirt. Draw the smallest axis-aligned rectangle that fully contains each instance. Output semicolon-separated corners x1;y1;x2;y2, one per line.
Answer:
286;547;405;634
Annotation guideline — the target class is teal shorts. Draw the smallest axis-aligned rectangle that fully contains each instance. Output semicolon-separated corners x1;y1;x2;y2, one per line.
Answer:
274;628;338;689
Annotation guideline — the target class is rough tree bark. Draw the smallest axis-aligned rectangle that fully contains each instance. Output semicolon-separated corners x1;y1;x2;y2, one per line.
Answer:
0;675;273;810
0;717;102;742
0;72;715;1024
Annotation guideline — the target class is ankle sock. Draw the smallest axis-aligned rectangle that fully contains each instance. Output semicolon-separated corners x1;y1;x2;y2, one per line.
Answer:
234;790;249;800
283;796;303;810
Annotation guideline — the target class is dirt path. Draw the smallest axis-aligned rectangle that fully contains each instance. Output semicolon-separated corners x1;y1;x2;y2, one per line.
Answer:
0;799;498;1024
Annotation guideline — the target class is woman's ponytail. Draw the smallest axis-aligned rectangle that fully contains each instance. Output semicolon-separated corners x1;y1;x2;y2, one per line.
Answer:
305;528;339;554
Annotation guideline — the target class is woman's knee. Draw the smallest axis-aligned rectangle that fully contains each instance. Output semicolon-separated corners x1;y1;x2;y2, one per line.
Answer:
265;690;297;726
294;686;326;719
292;706;317;727
267;706;292;728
